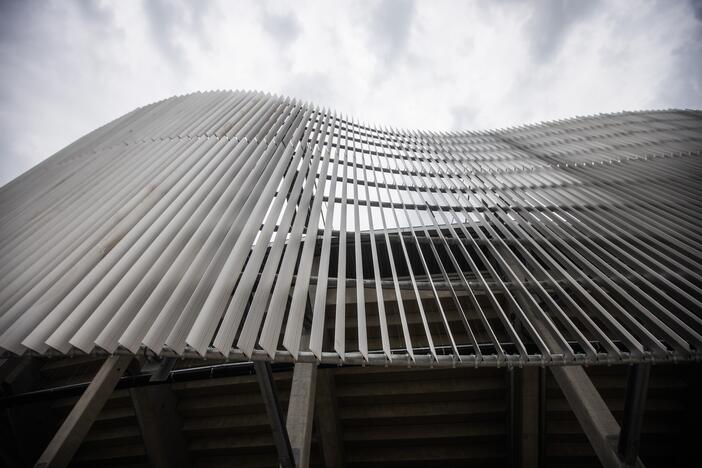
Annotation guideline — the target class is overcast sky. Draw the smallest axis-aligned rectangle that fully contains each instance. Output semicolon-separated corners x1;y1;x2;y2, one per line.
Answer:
1;0;701;186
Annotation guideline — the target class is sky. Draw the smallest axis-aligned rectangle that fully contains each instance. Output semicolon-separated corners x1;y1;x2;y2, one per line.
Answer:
1;0;701;187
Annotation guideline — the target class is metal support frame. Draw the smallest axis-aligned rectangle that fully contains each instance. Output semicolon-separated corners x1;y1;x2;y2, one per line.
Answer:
139;355;178;382
254;360;295;468
617;364;651;466
35;354;133;468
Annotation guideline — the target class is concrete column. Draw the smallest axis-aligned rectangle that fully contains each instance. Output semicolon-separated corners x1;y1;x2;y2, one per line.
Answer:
315;369;344;468
285;271;320;468
286;362;318;467
130;385;190;468
35;354;133;468
519;367;540;468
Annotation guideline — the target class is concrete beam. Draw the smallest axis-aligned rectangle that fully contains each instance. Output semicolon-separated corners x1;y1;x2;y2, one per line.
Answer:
512;275;644;468
130;384;190;468
1;356;46;394
501;273;643;468
551;366;644;468
34;354;133;468
254;360;295;468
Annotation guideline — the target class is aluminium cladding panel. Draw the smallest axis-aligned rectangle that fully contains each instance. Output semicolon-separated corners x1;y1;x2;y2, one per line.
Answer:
0;91;700;368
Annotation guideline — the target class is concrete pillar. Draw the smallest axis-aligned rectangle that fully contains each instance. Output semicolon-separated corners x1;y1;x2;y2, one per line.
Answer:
519;367;540;468
35;355;133;468
286;362;318;467
130;385;190;468
316;369;344;468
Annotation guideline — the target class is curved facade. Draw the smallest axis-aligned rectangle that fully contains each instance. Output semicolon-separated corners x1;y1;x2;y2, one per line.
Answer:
0;90;701;367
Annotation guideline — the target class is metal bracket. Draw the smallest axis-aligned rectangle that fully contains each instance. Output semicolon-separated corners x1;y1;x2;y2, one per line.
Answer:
139;356;178;382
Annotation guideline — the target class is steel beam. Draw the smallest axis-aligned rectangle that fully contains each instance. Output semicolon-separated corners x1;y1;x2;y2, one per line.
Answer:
34;354;133;468
254;360;295;468
139;355;178;382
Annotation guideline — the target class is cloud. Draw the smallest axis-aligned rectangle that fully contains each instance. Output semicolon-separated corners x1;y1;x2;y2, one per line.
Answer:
661;0;702;108
74;0;113;24
450;105;478;130
0;0;34;45
141;0;214;69
691;0;702;20
0;0;701;187
369;0;416;64
261;7;301;48
523;0;600;63
142;0;189;68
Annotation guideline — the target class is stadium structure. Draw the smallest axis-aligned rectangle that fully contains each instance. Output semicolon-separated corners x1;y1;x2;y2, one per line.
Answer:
0;90;700;467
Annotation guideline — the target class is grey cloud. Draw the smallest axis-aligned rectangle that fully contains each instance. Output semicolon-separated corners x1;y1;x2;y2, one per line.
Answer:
450;105;478;131
0;1;25;44
188;1;214;51
661;0;702;108
370;0;416;64
0;1;60;105
691;0;702;20
74;0;113;24
262;9;301;47
283;72;334;110
0;0;43;46
141;0;213;68
143;0;187;68
0;135;22;186
1;0;701;188
523;0;599;63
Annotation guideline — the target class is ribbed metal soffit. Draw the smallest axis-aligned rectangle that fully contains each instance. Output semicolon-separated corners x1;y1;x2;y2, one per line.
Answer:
0;90;701;367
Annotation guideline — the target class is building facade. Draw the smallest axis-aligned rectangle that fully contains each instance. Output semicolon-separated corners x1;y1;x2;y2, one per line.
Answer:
0;91;700;467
